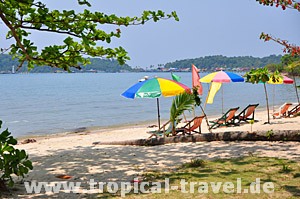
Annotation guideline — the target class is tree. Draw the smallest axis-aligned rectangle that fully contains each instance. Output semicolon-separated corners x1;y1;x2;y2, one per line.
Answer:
265;63;283;72
256;0;300;56
0;0;178;71
283;55;300;102
256;0;300;103
244;68;281;124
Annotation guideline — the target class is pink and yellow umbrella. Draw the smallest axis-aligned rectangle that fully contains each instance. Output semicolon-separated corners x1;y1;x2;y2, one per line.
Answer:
267;75;294;84
200;71;244;83
200;71;244;113
267;75;294;112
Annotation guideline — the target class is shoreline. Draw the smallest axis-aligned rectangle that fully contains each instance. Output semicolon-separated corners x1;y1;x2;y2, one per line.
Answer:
15;102;297;140
15;119;159;140
16;107;300;145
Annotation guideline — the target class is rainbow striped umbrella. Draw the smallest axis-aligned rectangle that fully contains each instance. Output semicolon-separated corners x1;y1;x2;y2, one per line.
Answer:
122;77;190;128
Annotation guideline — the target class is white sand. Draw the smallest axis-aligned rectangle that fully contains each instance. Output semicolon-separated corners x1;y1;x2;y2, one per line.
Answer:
4;109;299;198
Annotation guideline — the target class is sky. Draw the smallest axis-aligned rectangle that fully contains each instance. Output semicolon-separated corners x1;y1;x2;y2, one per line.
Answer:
1;0;300;68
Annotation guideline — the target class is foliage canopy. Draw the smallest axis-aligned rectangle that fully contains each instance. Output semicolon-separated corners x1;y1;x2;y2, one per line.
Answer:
256;0;300;56
0;0;178;71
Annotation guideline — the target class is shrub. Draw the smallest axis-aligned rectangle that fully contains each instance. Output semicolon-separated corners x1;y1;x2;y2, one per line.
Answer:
0;120;33;190
266;129;274;140
182;158;206;168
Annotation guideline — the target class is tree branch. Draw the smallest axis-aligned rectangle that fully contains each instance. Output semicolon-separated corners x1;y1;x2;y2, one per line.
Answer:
20;25;80;38
260;33;300;56
0;12;30;60
257;0;300;11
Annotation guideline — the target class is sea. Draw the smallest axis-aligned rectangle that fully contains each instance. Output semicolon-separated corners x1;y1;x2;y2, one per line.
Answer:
0;72;298;138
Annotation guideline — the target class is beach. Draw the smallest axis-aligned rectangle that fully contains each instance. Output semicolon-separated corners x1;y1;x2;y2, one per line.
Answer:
5;109;300;198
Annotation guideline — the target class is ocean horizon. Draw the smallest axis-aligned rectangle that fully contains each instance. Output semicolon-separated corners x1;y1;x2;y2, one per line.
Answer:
0;72;298;138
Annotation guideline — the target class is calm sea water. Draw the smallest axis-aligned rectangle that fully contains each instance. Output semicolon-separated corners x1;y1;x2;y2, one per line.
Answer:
0;72;298;137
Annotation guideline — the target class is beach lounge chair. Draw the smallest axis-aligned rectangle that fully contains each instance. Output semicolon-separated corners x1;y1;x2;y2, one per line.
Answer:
148;120;175;138
234;104;259;123
272;102;293;119
286;103;300;117
176;116;205;135
209;107;239;129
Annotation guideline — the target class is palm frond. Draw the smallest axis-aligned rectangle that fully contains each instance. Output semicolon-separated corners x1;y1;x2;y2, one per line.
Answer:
170;92;195;122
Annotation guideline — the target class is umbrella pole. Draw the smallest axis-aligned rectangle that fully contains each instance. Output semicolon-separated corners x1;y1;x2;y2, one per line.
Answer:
157;98;161;129
199;104;212;133
222;85;224;114
202;83;213;133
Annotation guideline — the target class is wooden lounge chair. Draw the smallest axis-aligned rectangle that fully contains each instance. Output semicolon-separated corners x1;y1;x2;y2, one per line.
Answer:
272;102;293;119
286;103;300;117
209;107;239;129
148;120;176;138
234;104;259;123
176;116;205;135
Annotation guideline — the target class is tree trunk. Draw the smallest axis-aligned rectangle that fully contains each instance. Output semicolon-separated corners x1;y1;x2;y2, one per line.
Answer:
93;130;300;146
264;83;270;124
292;75;300;103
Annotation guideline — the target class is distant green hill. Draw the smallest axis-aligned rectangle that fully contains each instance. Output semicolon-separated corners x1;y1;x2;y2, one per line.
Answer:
164;55;282;70
0;54;135;73
0;54;283;73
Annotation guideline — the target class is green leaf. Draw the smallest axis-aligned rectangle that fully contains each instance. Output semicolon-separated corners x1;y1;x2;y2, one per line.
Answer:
7;137;17;145
0;129;10;138
3;145;14;152
8;180;14;187
78;0;91;7
18;150;27;159
23;160;33;170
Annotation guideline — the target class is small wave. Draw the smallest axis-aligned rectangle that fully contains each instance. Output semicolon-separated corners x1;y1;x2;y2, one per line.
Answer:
6;120;30;124
7;120;20;124
81;119;95;122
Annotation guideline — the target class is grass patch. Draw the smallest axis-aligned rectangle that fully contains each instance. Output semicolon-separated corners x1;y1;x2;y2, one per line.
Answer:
97;156;300;198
